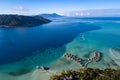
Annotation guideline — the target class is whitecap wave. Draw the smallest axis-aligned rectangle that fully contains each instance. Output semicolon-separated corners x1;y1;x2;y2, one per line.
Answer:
81;33;85;40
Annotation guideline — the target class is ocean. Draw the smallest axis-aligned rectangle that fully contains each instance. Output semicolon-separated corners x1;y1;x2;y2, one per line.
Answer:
0;17;120;80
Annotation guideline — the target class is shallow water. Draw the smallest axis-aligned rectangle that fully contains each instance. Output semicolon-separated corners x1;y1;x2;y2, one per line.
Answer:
0;17;120;80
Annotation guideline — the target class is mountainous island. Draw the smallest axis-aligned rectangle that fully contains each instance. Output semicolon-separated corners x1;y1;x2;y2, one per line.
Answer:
0;15;51;27
40;13;64;18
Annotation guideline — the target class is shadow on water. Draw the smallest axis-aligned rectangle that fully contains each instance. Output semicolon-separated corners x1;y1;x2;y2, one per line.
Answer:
0;22;101;65
7;68;31;76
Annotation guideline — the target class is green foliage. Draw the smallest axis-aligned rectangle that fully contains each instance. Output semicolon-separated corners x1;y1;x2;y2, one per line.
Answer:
49;68;120;80
0;15;51;27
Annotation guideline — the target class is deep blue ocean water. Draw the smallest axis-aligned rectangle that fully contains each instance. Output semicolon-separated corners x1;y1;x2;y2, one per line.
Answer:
0;20;101;65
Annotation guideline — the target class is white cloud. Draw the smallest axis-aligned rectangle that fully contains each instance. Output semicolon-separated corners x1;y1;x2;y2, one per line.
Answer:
13;6;29;12
62;9;120;17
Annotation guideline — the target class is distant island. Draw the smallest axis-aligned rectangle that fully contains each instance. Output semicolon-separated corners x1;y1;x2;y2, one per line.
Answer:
0;15;51;27
39;13;64;18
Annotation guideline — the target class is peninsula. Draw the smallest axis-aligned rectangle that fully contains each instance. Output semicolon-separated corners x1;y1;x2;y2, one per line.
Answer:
0;15;51;27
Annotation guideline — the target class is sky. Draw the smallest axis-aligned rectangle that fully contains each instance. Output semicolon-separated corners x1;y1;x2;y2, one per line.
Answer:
0;0;120;15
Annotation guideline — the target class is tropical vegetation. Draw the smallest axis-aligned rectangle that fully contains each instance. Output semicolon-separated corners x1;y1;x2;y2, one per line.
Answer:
50;68;120;80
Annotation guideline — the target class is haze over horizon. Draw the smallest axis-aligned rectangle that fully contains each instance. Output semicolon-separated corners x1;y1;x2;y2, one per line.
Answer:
0;0;120;16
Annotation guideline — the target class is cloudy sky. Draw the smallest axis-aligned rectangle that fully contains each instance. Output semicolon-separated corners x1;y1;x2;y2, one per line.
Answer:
0;0;120;15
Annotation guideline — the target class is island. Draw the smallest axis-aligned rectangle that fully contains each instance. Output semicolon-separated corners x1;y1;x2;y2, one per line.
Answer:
0;15;51;27
39;13;64;18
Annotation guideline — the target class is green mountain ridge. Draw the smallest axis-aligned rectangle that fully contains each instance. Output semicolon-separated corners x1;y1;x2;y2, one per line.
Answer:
0;15;51;27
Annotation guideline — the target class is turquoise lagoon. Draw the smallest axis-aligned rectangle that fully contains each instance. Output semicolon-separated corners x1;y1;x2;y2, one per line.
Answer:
0;17;120;80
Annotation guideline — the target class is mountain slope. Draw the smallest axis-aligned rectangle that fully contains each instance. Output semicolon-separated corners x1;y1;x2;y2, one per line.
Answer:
40;13;63;18
0;15;51;27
